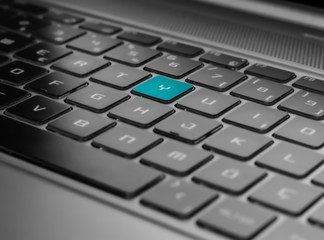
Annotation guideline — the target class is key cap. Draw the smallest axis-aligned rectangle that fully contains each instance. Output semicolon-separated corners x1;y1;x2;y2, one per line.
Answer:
67;33;122;55
52;53;109;77
108;97;174;128
35;24;85;44
223;102;289;133
249;176;323;215
0;61;47;85
197;198;276;240
245;63;296;82
79;21;121;35
117;31;161;46
309;202;324;227
141;140;213;176
256;143;323;178
200;51;248;70
312;169;324;187
293;76;324;95
144;54;202;79
6;95;71;124
263;221;324;240
0;115;163;198
154;111;222;144
0;31;33;53
45;12;84;25
186;65;247;91
279;90;324;120
3;16;49;33
294;78;324;99
203;126;273;160
0;83;28;108
0;55;9;65
92;123;162;158
66;84;129;113
176;88;240;118
157;41;203;57
15;42;72;65
105;43;161;67
48;109;115;141
132;76;194;104
273;117;324;149
193;157;266;195
231;77;293;105
26;72;87;98
12;2;48;15
141;178;217;219
90;64;151;90
0;9;17;23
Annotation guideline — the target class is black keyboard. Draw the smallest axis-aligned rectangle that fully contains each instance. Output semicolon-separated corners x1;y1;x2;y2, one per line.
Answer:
1;1;324;240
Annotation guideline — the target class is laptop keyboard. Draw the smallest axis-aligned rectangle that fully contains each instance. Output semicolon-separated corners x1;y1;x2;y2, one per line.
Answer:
1;1;324;239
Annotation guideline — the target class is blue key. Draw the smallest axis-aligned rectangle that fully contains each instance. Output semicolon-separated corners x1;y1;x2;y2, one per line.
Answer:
132;76;194;103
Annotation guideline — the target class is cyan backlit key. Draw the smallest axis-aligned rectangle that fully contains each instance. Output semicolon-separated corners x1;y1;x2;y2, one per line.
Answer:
132;76;194;103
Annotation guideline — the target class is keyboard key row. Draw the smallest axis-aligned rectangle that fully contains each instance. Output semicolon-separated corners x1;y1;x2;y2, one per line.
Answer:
0;115;164;198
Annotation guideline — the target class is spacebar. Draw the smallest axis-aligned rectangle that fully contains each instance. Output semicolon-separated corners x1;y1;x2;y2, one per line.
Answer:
0;116;163;198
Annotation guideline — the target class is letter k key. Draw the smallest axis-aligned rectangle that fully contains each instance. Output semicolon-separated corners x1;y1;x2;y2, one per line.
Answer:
203;126;273;160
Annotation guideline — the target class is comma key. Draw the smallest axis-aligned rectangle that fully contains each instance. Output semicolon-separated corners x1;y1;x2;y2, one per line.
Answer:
141;178;217;219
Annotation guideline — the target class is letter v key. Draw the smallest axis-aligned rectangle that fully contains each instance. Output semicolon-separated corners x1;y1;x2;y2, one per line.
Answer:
33;105;47;112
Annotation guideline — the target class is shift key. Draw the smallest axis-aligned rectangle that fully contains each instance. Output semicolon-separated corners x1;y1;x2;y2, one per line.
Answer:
0;115;163;198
